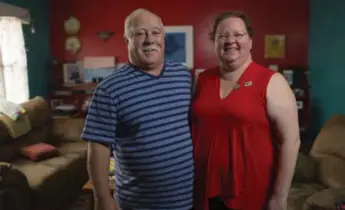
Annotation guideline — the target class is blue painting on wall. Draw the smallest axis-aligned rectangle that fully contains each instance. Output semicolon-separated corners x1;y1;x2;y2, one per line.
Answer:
165;32;186;64
83;67;115;83
164;26;194;68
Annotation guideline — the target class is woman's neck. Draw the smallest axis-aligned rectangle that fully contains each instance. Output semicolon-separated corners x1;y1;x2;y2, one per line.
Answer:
220;56;252;81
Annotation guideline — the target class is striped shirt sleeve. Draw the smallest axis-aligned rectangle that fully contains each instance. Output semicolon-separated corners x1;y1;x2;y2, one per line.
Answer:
81;86;117;144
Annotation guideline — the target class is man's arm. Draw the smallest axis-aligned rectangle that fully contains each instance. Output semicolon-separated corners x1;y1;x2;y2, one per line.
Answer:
87;142;117;210
81;86;119;210
266;73;301;199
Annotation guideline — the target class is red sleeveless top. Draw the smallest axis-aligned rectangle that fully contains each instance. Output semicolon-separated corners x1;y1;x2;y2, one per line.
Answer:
191;62;278;210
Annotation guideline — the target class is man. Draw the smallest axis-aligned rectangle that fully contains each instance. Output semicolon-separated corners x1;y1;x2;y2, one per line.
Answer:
81;8;194;210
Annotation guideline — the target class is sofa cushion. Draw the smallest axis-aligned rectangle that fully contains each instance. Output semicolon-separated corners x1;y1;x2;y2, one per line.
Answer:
11;151;87;209
20;142;59;161
11;153;85;190
293;153;317;182
51;118;85;143
57;142;87;157
16;126;48;146
303;187;345;210
288;182;326;210
310;125;345;160
317;155;345;188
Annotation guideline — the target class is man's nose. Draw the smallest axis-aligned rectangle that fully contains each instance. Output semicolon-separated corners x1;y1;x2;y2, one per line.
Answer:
145;33;155;43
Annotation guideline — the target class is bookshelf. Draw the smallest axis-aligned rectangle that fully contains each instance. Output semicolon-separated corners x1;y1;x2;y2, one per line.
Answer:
50;83;98;119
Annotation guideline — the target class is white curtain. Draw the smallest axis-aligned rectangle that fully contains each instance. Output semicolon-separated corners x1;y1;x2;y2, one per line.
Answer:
0;17;29;104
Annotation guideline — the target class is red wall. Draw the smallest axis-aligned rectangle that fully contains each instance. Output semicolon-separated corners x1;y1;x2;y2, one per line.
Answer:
50;0;309;69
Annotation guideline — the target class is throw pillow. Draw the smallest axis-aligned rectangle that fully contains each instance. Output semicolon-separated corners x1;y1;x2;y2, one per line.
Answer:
20;143;59;161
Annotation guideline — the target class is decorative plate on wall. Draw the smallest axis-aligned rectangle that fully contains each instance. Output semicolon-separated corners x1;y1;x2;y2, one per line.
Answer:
65;36;81;54
64;16;80;35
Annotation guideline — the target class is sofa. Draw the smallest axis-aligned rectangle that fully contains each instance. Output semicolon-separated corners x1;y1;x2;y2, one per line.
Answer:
288;114;345;210
0;96;88;210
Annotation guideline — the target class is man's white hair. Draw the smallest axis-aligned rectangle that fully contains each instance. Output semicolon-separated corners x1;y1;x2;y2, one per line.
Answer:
124;8;163;39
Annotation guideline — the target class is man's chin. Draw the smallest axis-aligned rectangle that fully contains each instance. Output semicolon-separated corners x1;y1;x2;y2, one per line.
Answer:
140;59;163;68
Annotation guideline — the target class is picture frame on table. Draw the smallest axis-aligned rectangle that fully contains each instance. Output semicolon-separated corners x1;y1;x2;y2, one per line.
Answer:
164;26;194;69
50;99;63;110
63;61;84;84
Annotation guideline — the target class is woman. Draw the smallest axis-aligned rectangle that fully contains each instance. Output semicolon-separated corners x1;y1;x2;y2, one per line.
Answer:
192;11;300;210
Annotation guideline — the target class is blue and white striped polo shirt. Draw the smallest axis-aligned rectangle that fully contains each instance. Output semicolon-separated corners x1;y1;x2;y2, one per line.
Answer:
81;61;194;210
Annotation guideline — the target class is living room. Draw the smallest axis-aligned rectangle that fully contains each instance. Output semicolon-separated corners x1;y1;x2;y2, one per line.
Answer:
0;0;345;209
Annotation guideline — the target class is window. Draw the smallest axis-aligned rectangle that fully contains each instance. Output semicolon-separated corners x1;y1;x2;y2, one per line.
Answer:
0;17;29;104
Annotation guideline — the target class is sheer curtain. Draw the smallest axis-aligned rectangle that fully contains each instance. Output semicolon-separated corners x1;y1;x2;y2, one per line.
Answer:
0;17;29;104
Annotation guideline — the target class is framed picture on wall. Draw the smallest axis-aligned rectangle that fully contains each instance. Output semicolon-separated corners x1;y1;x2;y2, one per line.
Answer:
164;26;194;69
264;34;286;59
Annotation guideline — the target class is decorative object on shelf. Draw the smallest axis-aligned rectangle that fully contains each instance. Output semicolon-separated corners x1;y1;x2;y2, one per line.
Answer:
97;31;115;41
268;64;279;71
293;88;305;97
65;36;82;54
63;62;84;84
81;96;92;113
264;34;285;59
296;101;304;110
282;69;294;85
50;99;63;110
164;26;194;69
53;104;78;117
64;16;81;35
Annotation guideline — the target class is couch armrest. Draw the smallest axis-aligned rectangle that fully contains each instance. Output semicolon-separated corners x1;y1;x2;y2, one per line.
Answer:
0;162;11;177
293;153;317;182
0;162;31;210
302;187;345;210
51;118;85;143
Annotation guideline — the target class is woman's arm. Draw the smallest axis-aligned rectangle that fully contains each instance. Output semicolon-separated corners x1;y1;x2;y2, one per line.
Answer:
266;73;301;199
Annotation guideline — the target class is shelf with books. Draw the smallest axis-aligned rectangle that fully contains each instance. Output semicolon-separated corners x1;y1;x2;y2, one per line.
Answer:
58;83;98;91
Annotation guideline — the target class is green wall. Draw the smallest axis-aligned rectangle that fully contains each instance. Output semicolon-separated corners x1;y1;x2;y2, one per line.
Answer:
309;0;345;134
2;0;50;98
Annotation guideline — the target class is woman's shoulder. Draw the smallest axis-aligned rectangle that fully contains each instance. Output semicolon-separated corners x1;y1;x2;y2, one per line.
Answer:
198;67;219;79
250;62;275;75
